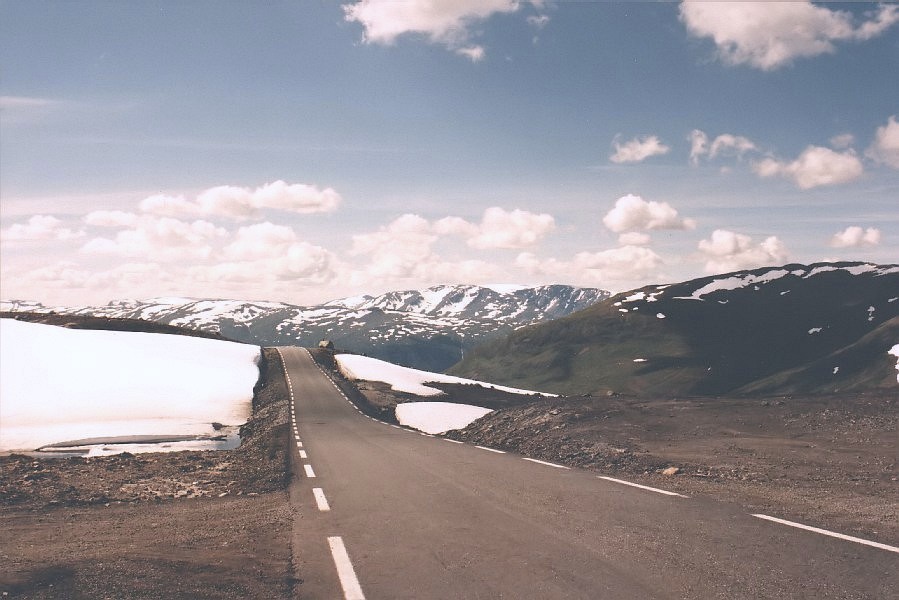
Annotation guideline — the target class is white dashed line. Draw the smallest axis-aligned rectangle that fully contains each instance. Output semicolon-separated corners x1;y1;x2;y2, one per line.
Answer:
523;457;570;470
304;464;316;478
597;476;687;498
752;514;899;554
299;450;308;459
327;536;366;600
443;439;464;444
476;445;505;454
312;487;331;512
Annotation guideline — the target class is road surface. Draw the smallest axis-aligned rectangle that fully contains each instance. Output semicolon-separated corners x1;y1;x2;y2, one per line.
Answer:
278;347;897;599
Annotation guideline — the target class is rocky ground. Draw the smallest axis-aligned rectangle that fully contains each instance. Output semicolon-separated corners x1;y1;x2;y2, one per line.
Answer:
444;390;899;542
0;348;295;599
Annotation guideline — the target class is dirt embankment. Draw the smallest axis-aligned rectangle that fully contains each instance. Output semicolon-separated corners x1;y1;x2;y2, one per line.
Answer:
0;347;295;599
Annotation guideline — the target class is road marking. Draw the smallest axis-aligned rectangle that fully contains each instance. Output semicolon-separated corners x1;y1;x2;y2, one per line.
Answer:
443;439;464;444
751;514;899;554
523;457;570;470
597;476;688;498
313;487;331;512
294;434;301;441
304;464;316;478
327;536;365;599
476;445;505;454
299;450;308;459
297;441;303;448
418;432;433;437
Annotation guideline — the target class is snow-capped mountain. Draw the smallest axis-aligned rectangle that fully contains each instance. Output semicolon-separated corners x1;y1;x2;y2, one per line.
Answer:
451;262;899;396
1;285;609;372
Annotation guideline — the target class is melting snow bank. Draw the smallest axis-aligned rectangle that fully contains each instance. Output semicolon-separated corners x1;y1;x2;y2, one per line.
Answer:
395;402;493;435
890;345;899;383
335;353;555;397
0;318;260;454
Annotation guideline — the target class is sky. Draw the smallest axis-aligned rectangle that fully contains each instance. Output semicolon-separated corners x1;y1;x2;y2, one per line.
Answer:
1;1;897;306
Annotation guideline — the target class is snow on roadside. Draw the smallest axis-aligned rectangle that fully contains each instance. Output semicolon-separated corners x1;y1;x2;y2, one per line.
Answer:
890;344;899;383
0;318;260;453
335;353;554;397
395;402;492;435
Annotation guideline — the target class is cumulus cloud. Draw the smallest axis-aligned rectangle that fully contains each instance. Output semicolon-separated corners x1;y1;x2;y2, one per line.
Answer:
454;207;555;249
603;194;696;233
753;146;864;189
697;229;788;274
1;215;83;244
516;245;664;290
351;214;438;279
866;115;899;169
343;0;520;60
618;232;651;246
680;1;899;70
829;226;881;248
84;210;140;228
81;216;227;261
690;129;758;164
139;181;341;220
610;135;670;164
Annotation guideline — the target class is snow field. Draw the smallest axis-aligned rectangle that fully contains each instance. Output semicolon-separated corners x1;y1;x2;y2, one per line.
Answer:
395;402;492;435
335;353;554;434
335;353;554;397
0;319;260;452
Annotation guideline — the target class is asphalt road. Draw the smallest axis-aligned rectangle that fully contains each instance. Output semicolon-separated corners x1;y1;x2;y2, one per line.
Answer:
278;347;898;599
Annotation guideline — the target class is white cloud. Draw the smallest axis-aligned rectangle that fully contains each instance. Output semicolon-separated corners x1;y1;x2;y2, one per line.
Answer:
343;0;520;58
527;15;550;29
602;194;696;233
753;146;864;189
866;115;899;169
139;181;342;220
618;232;651;246
610;135;670;164
830;133;856;150
459;207;555;249
81;216;227;261
697;229;788;274
351;214;438;279
690;129;758;164
680;2;899;70
829;226;881;248
455;45;486;62
222;222;299;260
1;215;83;244
516;245;664;291
84;210;140;228
0;96;59;109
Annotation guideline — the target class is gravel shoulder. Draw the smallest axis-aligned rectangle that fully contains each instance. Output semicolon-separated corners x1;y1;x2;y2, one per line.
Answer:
0;348;295;599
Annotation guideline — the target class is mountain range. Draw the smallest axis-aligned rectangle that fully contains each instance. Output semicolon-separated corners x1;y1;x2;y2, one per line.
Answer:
449;262;899;397
1;284;608;372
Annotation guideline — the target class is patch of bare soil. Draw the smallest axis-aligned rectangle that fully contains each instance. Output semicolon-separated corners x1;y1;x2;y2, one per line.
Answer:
445;391;898;541
0;347;295;599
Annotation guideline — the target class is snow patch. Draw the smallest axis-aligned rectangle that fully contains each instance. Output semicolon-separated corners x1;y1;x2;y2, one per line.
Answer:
889;345;899;383
335;354;554;397
656;313;666;319
808;327;823;334
633;358;647;363
395;402;492;435
0;319;259;453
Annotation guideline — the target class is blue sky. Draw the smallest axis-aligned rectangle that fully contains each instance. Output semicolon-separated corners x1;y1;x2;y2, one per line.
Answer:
2;1;897;305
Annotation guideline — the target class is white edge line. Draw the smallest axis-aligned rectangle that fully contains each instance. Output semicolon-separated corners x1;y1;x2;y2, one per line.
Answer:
444;439;464;444
522;457;570;470
299;450;308;459
304;464;316;478
312;487;331;512
597;476;687;498
476;445;506;454
328;536;366;600
752;514;899;554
